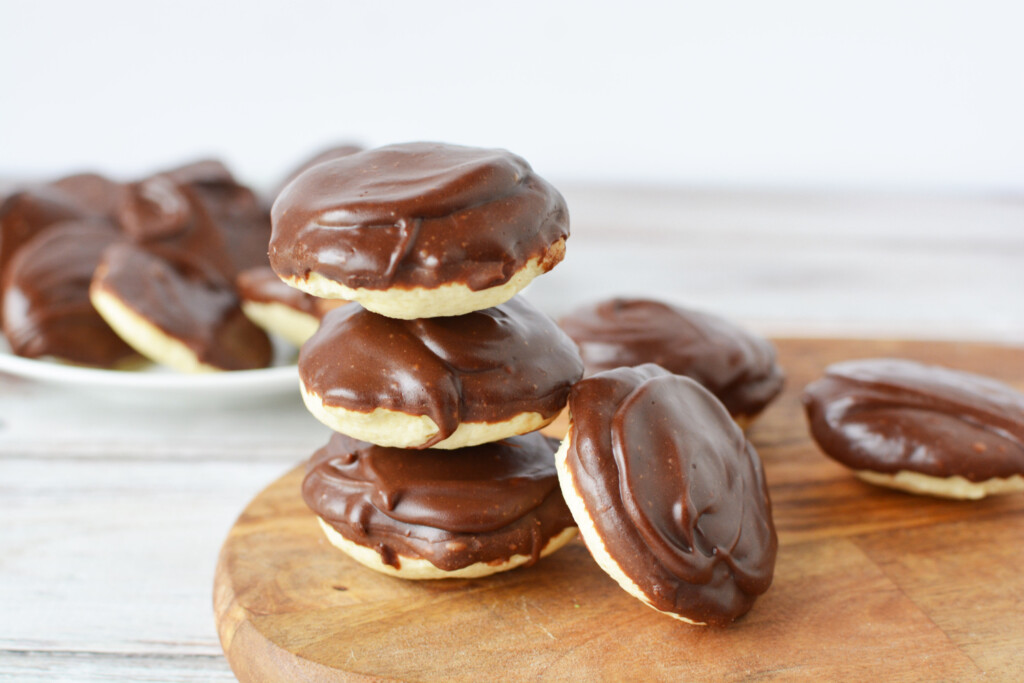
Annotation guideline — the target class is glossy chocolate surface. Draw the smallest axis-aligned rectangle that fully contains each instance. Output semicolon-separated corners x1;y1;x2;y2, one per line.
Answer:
93;243;272;371
51;172;124;218
299;297;583;447
268;144;362;208
0;188;88;315
236;266;341;318
2;220;135;366
566;364;777;625
270;142;568;292
559;298;784;418
116;167;271;277
303;431;575;571
802;358;1024;480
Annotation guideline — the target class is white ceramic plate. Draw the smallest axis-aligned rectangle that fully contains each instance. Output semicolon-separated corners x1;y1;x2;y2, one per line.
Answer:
0;336;300;404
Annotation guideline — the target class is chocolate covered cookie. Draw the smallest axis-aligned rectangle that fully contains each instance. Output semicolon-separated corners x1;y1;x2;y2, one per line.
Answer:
803;358;1024;499
90;243;272;372
2;220;136;367
559;298;784;425
303;431;577;579
270;142;568;319
299;296;583;449
556;364;777;625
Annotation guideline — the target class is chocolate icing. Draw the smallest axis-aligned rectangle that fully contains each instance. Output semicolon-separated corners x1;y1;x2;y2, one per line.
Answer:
269;142;568;292
299;296;583;447
559;298;784;419
802;358;1024;481
268;144;362;209
2;220;135;366
117;166;271;278
51;173;124;218
236;266;341;318
0;188;88;315
302;431;575;571
159;159;236;186
566;364;777;626
92;243;272;371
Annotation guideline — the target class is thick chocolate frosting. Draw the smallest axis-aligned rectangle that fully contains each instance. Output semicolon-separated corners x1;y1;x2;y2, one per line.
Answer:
0;188;88;315
92;243;272;371
565;364;777;626
159;159;236;186
270;142;569;292
116;167;271;278
267;144;362;209
2;220;136;366
303;431;575;571
51;172;124;218
236;266;340;318
559;298;784;419
300;297;584;447
802;358;1024;481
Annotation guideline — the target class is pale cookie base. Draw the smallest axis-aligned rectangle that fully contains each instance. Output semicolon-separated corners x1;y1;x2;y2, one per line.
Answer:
317;517;578;580
856;469;1024;500
241;300;319;347
90;283;221;373
554;430;705;625
301;383;556;449
284;239;566;319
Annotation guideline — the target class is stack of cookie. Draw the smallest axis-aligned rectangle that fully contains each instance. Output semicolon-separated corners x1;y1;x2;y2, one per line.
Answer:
269;142;584;579
269;141;780;626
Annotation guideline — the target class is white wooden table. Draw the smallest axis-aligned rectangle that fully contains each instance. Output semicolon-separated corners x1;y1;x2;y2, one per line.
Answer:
1;188;1022;681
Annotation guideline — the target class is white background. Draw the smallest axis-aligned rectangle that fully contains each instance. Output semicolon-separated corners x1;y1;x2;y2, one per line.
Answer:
2;0;1023;191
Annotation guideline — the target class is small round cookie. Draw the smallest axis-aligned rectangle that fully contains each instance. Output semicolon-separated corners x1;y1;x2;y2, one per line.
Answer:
236;266;347;346
559;298;784;426
300;296;583;449
802;358;1024;500
2;219;136;367
302;431;578;579
90;243;273;372
269;142;569;319
556;364;778;626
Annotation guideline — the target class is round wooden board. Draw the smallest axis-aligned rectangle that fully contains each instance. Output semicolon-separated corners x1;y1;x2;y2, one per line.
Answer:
214;338;1024;681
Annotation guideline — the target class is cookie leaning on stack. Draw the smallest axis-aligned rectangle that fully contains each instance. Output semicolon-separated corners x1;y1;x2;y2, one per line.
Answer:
270;142;583;579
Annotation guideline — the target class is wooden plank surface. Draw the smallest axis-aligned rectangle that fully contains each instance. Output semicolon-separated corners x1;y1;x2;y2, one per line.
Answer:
213;338;1024;682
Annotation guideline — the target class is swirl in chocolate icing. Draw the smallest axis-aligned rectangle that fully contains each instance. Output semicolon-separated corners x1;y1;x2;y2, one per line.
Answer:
559;298;784;419
802;358;1024;481
302;431;575;570
93;243;272;371
269;142;569;292
2;220;135;366
566;364;777;625
300;296;583;447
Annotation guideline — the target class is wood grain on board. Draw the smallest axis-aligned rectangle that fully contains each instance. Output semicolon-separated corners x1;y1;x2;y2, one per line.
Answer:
214;338;1024;681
